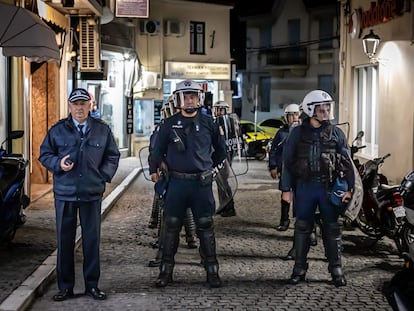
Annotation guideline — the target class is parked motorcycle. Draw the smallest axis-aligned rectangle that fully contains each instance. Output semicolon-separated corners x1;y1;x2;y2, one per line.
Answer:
350;132;410;254
0;130;30;243
382;170;414;311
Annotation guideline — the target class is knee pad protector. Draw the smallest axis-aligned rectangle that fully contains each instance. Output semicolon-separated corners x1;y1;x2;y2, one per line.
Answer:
295;219;314;233
323;222;341;236
165;216;182;229
198;216;214;229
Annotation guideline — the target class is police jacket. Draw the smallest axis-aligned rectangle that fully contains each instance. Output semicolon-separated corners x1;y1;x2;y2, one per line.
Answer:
39;115;120;201
280;118;354;192
268;124;289;172
149;111;227;174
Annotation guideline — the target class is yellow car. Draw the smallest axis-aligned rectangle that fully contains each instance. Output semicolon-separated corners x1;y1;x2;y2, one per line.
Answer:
258;117;286;138
239;120;271;160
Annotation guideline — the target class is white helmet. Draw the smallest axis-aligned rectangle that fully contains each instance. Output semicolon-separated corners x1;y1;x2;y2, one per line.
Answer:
301;90;335;120
161;95;176;119
212;100;229;116
173;80;205;109
284;103;300;123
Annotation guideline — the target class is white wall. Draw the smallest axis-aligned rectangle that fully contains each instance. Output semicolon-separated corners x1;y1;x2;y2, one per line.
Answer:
339;0;414;183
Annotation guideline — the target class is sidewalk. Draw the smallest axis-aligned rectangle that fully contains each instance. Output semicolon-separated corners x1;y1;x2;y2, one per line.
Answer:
0;157;142;311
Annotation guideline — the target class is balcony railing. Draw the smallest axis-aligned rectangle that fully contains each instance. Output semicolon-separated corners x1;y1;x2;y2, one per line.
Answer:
261;46;308;67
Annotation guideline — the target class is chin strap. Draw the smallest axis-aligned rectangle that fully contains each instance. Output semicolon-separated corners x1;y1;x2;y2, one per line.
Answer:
184;107;198;114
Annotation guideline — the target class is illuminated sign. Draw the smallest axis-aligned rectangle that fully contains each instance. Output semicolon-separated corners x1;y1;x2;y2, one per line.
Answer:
116;0;148;18
349;0;410;34
165;61;230;80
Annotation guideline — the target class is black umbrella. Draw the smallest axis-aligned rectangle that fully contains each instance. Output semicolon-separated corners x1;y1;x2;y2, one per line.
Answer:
0;2;60;62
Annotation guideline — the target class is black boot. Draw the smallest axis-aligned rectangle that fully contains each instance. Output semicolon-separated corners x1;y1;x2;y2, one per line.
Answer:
155;217;181;287
219;200;236;217
149;208;166;267
289;220;313;285
285;240;295;260
155;263;174;287
148;194;161;229
322;222;347;287
197;217;222;288
276;199;290;231
184;209;197;249
310;225;317;246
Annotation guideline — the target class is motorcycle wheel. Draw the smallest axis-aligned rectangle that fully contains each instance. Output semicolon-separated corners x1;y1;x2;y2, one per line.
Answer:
355;209;384;238
399;222;414;255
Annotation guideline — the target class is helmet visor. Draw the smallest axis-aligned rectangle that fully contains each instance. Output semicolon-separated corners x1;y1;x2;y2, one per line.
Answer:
174;90;204;109
312;102;335;121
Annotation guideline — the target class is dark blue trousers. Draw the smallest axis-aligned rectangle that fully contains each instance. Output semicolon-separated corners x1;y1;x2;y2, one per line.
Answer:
55;199;102;291
294;180;339;224
164;178;215;225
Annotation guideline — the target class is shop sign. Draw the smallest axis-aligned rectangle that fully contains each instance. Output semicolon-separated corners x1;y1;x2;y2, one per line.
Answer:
165;61;230;80
116;0;148;18
126;97;133;134
350;0;410;34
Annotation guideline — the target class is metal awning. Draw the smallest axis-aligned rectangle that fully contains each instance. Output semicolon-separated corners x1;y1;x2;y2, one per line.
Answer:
0;3;60;62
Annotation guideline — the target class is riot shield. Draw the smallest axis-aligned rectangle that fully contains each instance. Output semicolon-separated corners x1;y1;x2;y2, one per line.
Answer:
216;113;247;176
213;159;238;214
343;152;363;221
138;145;151;181
333;122;363;220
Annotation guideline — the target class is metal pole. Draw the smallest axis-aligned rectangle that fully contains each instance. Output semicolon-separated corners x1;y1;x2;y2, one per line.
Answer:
254;84;258;140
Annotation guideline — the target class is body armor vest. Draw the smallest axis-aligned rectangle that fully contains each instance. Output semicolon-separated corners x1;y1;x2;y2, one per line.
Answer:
292;124;338;182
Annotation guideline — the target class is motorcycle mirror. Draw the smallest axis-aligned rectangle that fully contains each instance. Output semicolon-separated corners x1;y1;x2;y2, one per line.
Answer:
356;131;364;140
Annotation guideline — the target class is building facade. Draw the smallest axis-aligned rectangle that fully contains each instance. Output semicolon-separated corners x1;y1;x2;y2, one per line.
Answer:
338;0;413;183
0;0;234;195
238;0;340;124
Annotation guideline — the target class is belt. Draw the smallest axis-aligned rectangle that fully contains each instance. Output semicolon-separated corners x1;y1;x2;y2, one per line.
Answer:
169;171;202;180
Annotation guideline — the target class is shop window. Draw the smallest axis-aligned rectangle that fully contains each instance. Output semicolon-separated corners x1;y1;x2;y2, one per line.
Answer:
190;21;205;55
134;99;154;137
354;65;379;158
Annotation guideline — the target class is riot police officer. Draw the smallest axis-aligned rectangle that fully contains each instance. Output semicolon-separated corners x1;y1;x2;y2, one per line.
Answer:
212;100;242;217
149;80;227;288
268;103;300;230
280;90;354;287
148;97;198;268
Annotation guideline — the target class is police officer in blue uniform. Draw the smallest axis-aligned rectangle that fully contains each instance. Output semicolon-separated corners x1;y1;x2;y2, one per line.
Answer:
148;97;198;268
280;90;354;287
39;88;120;301
149;80;227;288
268;103;300;231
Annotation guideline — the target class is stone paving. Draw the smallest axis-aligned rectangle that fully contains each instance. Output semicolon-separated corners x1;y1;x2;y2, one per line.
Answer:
1;158;402;310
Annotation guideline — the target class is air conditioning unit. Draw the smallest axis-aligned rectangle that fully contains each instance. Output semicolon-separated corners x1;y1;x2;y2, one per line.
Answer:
164;20;185;37
140;20;160;35
79;17;101;72
142;71;161;89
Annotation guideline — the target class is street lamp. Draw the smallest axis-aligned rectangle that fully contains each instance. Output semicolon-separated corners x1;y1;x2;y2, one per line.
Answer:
362;29;381;59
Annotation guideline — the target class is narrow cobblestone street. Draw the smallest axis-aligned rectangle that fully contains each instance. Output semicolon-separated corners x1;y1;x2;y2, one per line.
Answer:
2;158;401;310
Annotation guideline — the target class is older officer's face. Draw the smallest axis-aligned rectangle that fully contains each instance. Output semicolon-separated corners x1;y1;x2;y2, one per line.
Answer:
69;100;90;123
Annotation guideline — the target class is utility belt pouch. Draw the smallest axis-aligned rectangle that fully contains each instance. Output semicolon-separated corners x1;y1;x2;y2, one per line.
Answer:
200;170;213;186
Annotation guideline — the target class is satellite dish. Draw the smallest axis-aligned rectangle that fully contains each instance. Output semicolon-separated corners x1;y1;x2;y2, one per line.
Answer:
101;6;114;25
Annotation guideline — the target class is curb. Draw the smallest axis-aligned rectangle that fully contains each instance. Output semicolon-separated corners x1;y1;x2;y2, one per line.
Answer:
0;167;143;311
